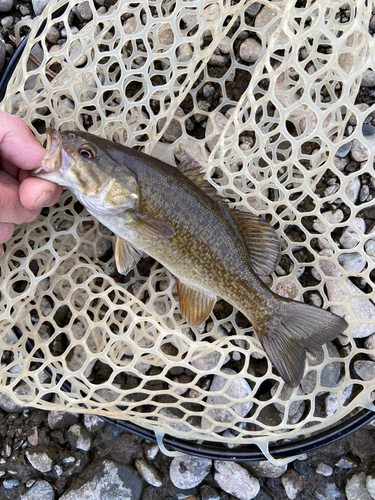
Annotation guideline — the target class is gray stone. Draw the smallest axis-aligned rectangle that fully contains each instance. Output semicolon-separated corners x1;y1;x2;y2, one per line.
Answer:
173;137;207;166
338;252;366;273
313;209;344;233
48;410;79;430
67;424;91;451
336;141;352;157
0;392;24;413
200;484;220;500
0;37;6;74
361;69;375;87
365;239;375;261
315;477;342;499
201;368;253;431
246;2;262;16
157;107;184;143
3;479;19;489
340;218;365;249
366;472;375;499
32;0;50;16
364;334;375;361
135;459;162;487
83;414;104;432
345;176;361;203
346;472;372;500
0;0;12;12
1;15;13;27
77;1;92;21
60;460;143;500
239;38;263;63
351;139;369;162
21;479;55;500
254;5;288;45
270;383;305;417
190;349;229;371
205;111;235;155
204;3;220;21
27;426;38;446
214;461;260;500
247;460;287;478
123;16;137;34
26;449;53;473
281;469;304;499
354;361;375;381
170;455;211;489
46;26;60;44
301;342;341;393
316;463;333;476
336;456;359;469
70;46;87;67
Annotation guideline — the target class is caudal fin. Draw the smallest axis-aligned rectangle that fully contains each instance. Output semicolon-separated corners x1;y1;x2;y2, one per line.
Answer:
257;301;348;388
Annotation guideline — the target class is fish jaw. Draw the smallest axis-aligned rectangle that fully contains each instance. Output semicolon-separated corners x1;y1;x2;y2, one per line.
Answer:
32;128;74;187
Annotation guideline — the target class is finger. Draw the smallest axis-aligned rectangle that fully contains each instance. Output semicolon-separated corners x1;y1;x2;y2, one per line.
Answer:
0;112;45;171
0;222;14;245
19;177;63;210
0;182;41;224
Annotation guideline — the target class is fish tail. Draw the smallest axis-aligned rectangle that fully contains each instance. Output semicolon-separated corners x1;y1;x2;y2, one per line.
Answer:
254;300;348;387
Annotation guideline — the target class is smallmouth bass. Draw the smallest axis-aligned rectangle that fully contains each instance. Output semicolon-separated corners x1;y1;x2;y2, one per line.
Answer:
32;129;348;387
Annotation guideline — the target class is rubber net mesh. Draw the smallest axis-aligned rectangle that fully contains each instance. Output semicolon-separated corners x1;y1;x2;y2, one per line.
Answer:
1;0;375;454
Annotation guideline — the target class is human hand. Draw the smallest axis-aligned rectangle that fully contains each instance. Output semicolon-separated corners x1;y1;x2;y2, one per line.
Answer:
0;112;63;256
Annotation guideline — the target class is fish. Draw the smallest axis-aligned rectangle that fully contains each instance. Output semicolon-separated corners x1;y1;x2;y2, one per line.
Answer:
32;128;348;387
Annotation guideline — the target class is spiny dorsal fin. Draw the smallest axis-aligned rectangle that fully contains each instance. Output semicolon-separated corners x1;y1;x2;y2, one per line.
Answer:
176;278;216;327
229;209;281;276
177;160;228;205
115;236;143;275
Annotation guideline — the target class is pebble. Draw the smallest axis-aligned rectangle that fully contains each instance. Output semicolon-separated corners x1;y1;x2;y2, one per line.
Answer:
214;461;260;500
346;472;373;500
200;484;220;500
67;424;91;451
145;444;159;461
270;383;305;417
365;239;375;260
247;460;287;478
123;16;137;34
275;278;299;299
25;450;53;473
338;252;366;273
353;360;375;381
190;349;229;371
254;5;288;45
3;479;19;489
345;176;361;203
0;0;12;12
339;218;365;249
246;2;262;16
205;111;235;155
315;477;342;499
313;209;344;233
361;69;375;87
1;15;13;27
69;46;87;67
48;410;79;430
174;137;207;166
349;103;370;125
21;479;55;500
301;342;341;393
360;184;370;202
77;1;92;21
239;38;263;63
364;334;375;361
281;469;304;499
204;3;221;22
201;368;253;431
46;26;60;44
31;0;50;16
0;36;5;74
60;460;143;500
350;139;369;162
157;107;184;143
316;463;333;476
336;141;352;157
366;472;375;499
135;459;162;487
169;455;211;489
83;414;104;432
217;36;231;54
336;456;359;469
27;426;38;446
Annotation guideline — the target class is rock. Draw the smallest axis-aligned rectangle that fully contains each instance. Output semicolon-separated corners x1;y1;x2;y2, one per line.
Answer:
246;2;262;16
275;278;299;299
201;368;253;431
169;455;211;489
364;334;375;361
205;111;235;155
313;209;344;233
340;218;365;249
315;477;342;499
60;460;143;500
77;1;92;21
345;176;361;203
254;5;288;45
83;414;104;432
123;16;137;34
204;3;220;21
301;342;341;393
21;479;55;500
0;392;24;413
46;26;60;44
281;469;304;499
135;459;162;487
247;460;287;478
338;252;366;273
48;410;79;430
0;37;6;74
67;424;91;451
214;461;260;500
366;472;375;499
351;139;369;162
346;472;373;500
200;484;220;500
354;361;375;381
239;38;263;63
177;42;193;62
336;456;359;469
173;137;207;166
1;15;13;27
218;36;231;54
336;141;352;157
157;107;184;143
25;449;53;473
0;0;12;12
69;46;87;67
145;444;159;461
361;69;375;87
365;239;375;261
3;479;19;489
270;383;305;417
325;385;352;416
190;348;229;371
31;0;50;16
158;26;174;45
27;426;38;446
316;463;333;476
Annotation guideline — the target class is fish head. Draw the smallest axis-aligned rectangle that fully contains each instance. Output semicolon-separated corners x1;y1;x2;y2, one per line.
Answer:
32;129;139;213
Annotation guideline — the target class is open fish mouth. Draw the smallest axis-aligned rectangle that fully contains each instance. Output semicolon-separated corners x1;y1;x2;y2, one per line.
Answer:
32;128;63;176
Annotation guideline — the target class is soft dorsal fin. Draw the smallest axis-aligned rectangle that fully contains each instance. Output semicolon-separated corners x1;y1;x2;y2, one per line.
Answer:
176;278;216;327
177;160;228;205
115;236;143;275
229;209;281;276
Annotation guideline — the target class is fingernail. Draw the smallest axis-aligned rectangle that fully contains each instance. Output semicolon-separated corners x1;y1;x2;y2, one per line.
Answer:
33;191;53;208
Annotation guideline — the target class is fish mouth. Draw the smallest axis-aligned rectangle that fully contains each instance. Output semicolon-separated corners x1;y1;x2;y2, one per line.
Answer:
32;128;63;177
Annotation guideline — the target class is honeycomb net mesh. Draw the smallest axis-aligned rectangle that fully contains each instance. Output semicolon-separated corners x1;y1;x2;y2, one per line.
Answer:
1;0;375;455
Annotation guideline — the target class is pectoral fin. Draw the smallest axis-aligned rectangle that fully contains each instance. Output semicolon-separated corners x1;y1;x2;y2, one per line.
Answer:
115;236;143;275
132;212;175;239
229;209;280;276
176;279;216;326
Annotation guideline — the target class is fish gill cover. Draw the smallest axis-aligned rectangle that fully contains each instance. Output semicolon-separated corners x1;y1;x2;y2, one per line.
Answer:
0;0;375;458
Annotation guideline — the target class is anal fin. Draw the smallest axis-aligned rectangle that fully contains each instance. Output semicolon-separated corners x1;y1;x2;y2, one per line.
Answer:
115;236;143;275
176;279;216;327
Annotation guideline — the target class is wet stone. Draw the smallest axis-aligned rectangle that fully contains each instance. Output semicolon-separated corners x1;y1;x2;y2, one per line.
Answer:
169;455;211;489
335;456;359;469
316;462;333;476
48;410;79;430
214;461;260;500
247;460;287;478
21;479;55;500
46;26;60;44
135;459;162;487
345;471;373;500
200;484;220;500
25;449;53;473
294;459;312;476
67;424;91;451
281;469;304;499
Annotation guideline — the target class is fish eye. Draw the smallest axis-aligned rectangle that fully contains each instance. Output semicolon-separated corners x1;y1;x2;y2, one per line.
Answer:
79;146;96;160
